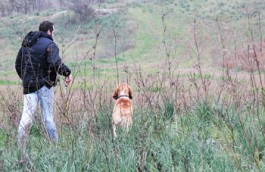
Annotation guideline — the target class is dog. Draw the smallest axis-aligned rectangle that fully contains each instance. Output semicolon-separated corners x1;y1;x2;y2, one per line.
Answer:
112;83;133;138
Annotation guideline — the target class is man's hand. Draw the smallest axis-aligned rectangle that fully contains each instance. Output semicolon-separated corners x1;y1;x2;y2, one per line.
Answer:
64;74;72;86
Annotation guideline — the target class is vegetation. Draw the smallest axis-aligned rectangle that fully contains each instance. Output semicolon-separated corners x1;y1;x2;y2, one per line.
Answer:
1;0;265;171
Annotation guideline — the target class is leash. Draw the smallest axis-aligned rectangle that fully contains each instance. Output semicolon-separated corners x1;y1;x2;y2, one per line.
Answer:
64;82;68;95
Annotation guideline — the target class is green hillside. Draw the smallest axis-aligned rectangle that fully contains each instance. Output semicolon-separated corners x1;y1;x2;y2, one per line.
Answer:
0;0;264;84
1;0;265;171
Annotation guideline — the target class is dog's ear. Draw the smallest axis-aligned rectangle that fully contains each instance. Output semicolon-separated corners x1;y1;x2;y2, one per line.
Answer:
128;86;133;99
113;87;119;100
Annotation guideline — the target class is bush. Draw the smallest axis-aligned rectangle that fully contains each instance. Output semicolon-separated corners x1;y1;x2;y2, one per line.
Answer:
68;2;95;23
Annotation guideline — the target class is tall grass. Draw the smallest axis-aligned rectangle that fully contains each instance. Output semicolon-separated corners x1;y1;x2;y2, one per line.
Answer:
2;94;265;171
1;0;265;171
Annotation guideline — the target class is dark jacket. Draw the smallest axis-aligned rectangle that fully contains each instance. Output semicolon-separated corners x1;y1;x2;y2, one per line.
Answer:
15;31;71;94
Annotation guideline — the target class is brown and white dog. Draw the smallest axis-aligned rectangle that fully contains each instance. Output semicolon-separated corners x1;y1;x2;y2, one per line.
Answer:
112;83;133;138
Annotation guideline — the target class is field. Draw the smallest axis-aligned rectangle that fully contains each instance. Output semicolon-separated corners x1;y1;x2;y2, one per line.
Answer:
1;0;265;171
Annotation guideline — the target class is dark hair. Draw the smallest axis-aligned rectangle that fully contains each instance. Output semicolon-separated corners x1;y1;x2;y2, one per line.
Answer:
39;21;54;32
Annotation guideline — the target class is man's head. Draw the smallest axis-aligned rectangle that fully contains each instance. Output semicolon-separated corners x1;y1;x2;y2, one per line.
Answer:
39;21;54;37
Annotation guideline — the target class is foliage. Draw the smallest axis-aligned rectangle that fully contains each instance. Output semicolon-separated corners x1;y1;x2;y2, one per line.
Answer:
67;2;95;23
1;98;265;171
1;0;265;171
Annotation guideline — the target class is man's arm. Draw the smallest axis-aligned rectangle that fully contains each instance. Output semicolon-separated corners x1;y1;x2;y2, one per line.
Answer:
46;43;71;77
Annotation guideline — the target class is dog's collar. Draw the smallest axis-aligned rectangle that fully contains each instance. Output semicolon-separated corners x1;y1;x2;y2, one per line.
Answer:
118;95;130;99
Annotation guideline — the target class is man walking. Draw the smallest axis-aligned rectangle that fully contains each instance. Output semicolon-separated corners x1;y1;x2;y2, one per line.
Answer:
15;21;72;155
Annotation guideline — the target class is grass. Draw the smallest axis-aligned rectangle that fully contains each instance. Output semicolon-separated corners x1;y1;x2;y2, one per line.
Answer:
1;0;265;171
1;99;265;171
0;80;18;85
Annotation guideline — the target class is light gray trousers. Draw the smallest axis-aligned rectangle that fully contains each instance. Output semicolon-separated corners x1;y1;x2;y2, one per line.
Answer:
18;86;58;152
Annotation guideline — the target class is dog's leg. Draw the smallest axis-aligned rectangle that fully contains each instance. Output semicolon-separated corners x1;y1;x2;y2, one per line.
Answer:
112;122;117;138
126;120;129;133
126;117;132;133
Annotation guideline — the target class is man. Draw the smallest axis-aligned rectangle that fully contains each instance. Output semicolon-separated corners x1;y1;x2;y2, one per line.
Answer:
15;21;72;152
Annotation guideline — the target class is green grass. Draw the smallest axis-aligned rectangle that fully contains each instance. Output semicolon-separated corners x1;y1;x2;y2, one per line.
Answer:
1;100;265;171
0;80;18;85
1;0;265;171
